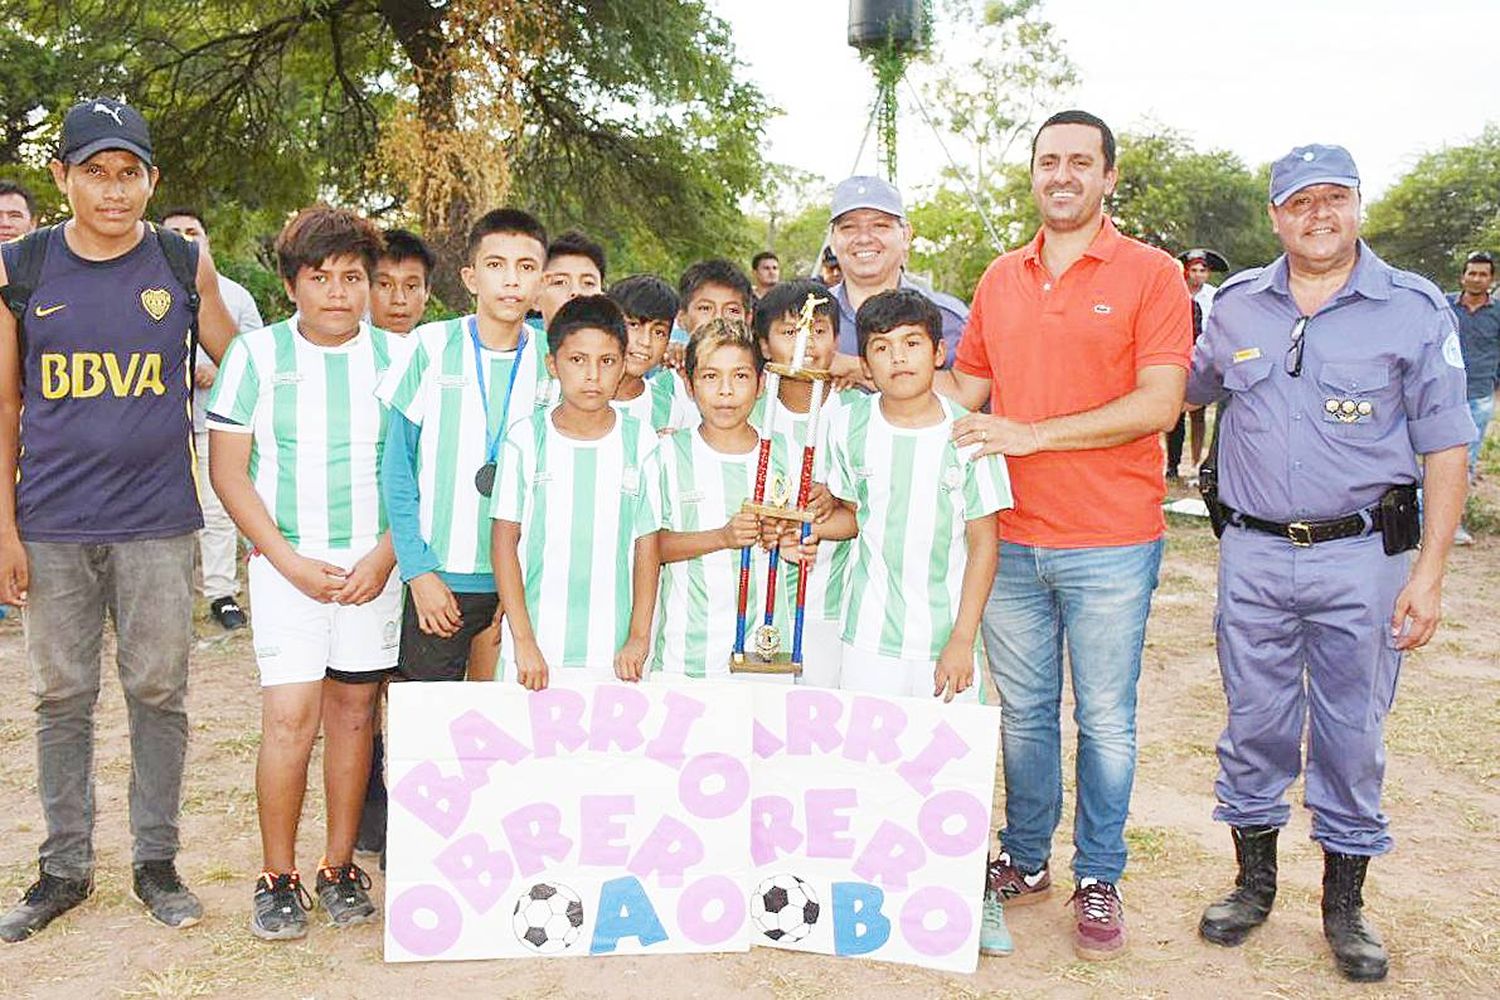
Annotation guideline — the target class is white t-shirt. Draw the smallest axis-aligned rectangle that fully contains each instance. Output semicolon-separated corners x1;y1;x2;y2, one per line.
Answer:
490;409;663;675
376;316;555;575
206;317;394;554
824;394;1013;660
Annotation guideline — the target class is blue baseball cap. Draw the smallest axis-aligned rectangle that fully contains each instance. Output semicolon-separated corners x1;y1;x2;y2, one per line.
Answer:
1269;144;1359;206
830;175;905;223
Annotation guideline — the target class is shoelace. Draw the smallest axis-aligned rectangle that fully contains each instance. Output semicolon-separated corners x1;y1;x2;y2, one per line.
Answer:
259;870;313;911
137;862;185;894
319;862;372;898
1072;882;1118;923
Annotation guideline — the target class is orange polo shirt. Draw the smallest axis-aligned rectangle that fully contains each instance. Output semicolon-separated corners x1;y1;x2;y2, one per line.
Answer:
954;217;1191;548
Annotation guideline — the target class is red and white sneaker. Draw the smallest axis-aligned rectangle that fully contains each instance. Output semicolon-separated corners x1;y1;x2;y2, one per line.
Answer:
987;851;1052;907
1071;878;1127;961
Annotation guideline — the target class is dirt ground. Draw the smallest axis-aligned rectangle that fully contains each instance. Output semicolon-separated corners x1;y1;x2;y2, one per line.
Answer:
0;459;1496;999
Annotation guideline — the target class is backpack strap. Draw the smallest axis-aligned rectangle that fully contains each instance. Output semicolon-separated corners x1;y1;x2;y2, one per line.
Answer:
146;223;203;397
0;225;59;361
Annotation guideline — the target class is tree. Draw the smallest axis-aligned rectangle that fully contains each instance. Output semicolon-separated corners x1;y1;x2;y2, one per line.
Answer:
1364;125;1500;289
1108;130;1281;272
2;0;772;307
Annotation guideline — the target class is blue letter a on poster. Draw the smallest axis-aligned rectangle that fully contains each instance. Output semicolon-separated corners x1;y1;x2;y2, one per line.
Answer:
832;881;891;955
590;876;669;954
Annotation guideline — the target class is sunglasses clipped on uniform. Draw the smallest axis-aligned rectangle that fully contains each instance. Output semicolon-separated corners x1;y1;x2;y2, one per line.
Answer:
1285;315;1310;377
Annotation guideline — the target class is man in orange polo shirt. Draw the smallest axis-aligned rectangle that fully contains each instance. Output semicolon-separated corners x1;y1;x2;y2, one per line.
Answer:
938;110;1191;962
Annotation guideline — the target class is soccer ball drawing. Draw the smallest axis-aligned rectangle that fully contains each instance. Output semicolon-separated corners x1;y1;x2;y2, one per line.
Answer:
512;882;586;954
750;873;821;943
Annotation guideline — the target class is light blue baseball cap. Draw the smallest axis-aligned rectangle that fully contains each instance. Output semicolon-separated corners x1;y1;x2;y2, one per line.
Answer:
1269;144;1360;206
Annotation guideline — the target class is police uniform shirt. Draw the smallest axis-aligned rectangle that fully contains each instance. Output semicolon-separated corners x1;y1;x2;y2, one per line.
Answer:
1186;242;1475;524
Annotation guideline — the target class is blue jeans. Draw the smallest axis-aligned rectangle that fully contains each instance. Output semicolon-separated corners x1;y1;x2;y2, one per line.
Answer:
1468;393;1494;478
981;539;1164;883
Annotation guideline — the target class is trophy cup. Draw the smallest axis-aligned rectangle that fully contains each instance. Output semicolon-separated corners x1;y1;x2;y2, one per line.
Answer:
732;293;831;676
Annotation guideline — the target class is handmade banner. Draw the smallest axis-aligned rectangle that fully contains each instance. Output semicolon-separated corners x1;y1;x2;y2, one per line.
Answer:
383;682;999;973
384;682;753;962
748;687;999;973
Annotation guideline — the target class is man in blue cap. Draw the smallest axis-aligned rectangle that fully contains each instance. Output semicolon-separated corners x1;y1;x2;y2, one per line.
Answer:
825;175;968;380
1187;144;1474;982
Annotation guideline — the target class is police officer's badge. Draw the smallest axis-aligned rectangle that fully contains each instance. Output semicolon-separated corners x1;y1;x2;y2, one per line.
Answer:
140;288;172;322
1324;397;1375;423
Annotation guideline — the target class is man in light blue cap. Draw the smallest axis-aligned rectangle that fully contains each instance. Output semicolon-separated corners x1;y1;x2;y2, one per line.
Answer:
1186;144;1474;982
825;175;968;375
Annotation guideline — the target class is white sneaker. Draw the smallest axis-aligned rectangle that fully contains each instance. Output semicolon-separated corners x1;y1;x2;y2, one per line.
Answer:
1454;525;1474;546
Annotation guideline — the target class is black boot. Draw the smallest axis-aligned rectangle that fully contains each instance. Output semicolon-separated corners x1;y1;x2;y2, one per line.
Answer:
1199;825;1278;946
1322;852;1388;982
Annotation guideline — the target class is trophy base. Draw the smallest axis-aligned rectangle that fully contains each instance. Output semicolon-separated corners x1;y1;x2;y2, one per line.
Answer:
741;501;815;523
730;652;803;676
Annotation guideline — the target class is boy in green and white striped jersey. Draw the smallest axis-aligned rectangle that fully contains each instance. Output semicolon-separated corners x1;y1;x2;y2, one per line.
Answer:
608;274;694;433
376;210;553;686
752;279;864;688
491;295;663;690
653;319;836;680
824;289;1013;702
207;207;395;939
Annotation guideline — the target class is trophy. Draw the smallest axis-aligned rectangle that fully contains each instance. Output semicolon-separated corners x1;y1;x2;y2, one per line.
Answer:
732;293;831;676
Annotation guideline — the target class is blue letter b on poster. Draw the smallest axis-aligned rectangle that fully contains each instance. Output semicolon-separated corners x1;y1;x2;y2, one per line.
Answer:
832;881;890;955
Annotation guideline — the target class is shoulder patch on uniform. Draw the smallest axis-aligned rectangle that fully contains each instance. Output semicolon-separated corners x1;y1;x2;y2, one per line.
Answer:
1443;331;1466;369
1213;267;1263;299
1389;269;1451;312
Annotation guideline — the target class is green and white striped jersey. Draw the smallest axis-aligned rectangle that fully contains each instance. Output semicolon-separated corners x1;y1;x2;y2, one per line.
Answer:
824;394;1013;660
752;389;860;623
613;368;693;433
652;429;791;678
206;317;393;553
375;317;555;575
490;409;663;674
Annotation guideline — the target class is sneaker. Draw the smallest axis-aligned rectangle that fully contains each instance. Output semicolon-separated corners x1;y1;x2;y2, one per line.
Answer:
251;870;311;941
0;868;92;942
210;596;247;630
979;889;1013;957
131;860;202;928
1071;878;1126;961
1454;525;1475;547
210;599;247;629
316;861;375;927
987;851;1052;906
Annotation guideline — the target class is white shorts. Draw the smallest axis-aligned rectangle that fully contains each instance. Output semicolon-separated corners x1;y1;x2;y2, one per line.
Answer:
838;641;981;703
248;550;402;687
795;617;843;688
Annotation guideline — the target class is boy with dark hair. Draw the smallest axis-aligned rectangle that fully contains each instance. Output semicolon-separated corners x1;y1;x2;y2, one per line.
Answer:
491;294;662;689
538;229;605;328
828;286;1013;950
207;205;398;939
655;317;843;679
371;228;435;335
665;257;755;370
377;208;553;688
608;274;692;432
752;278;863;687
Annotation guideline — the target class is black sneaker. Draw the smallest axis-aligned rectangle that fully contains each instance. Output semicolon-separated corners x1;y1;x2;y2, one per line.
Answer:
0;868;92;943
210;596;247;630
132;860;202;928
316;861;376;928
250;870;311;941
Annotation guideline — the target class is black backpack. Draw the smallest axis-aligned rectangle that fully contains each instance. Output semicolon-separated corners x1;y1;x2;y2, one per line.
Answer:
1;222;202;381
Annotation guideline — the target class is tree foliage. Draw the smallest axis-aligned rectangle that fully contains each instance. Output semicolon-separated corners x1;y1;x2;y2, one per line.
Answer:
0;0;772;307
1364;125;1500;289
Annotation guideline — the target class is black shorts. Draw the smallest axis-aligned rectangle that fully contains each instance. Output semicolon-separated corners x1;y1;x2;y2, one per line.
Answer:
395;590;501;682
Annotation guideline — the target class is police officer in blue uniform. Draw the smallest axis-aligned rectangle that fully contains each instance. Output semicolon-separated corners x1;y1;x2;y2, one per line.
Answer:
1186;145;1474;982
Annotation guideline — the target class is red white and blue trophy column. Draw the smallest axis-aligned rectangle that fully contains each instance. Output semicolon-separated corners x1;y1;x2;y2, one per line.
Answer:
732;293;829;677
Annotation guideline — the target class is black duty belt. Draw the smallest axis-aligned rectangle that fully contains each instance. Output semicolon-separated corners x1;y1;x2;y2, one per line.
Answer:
1226;504;1383;547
